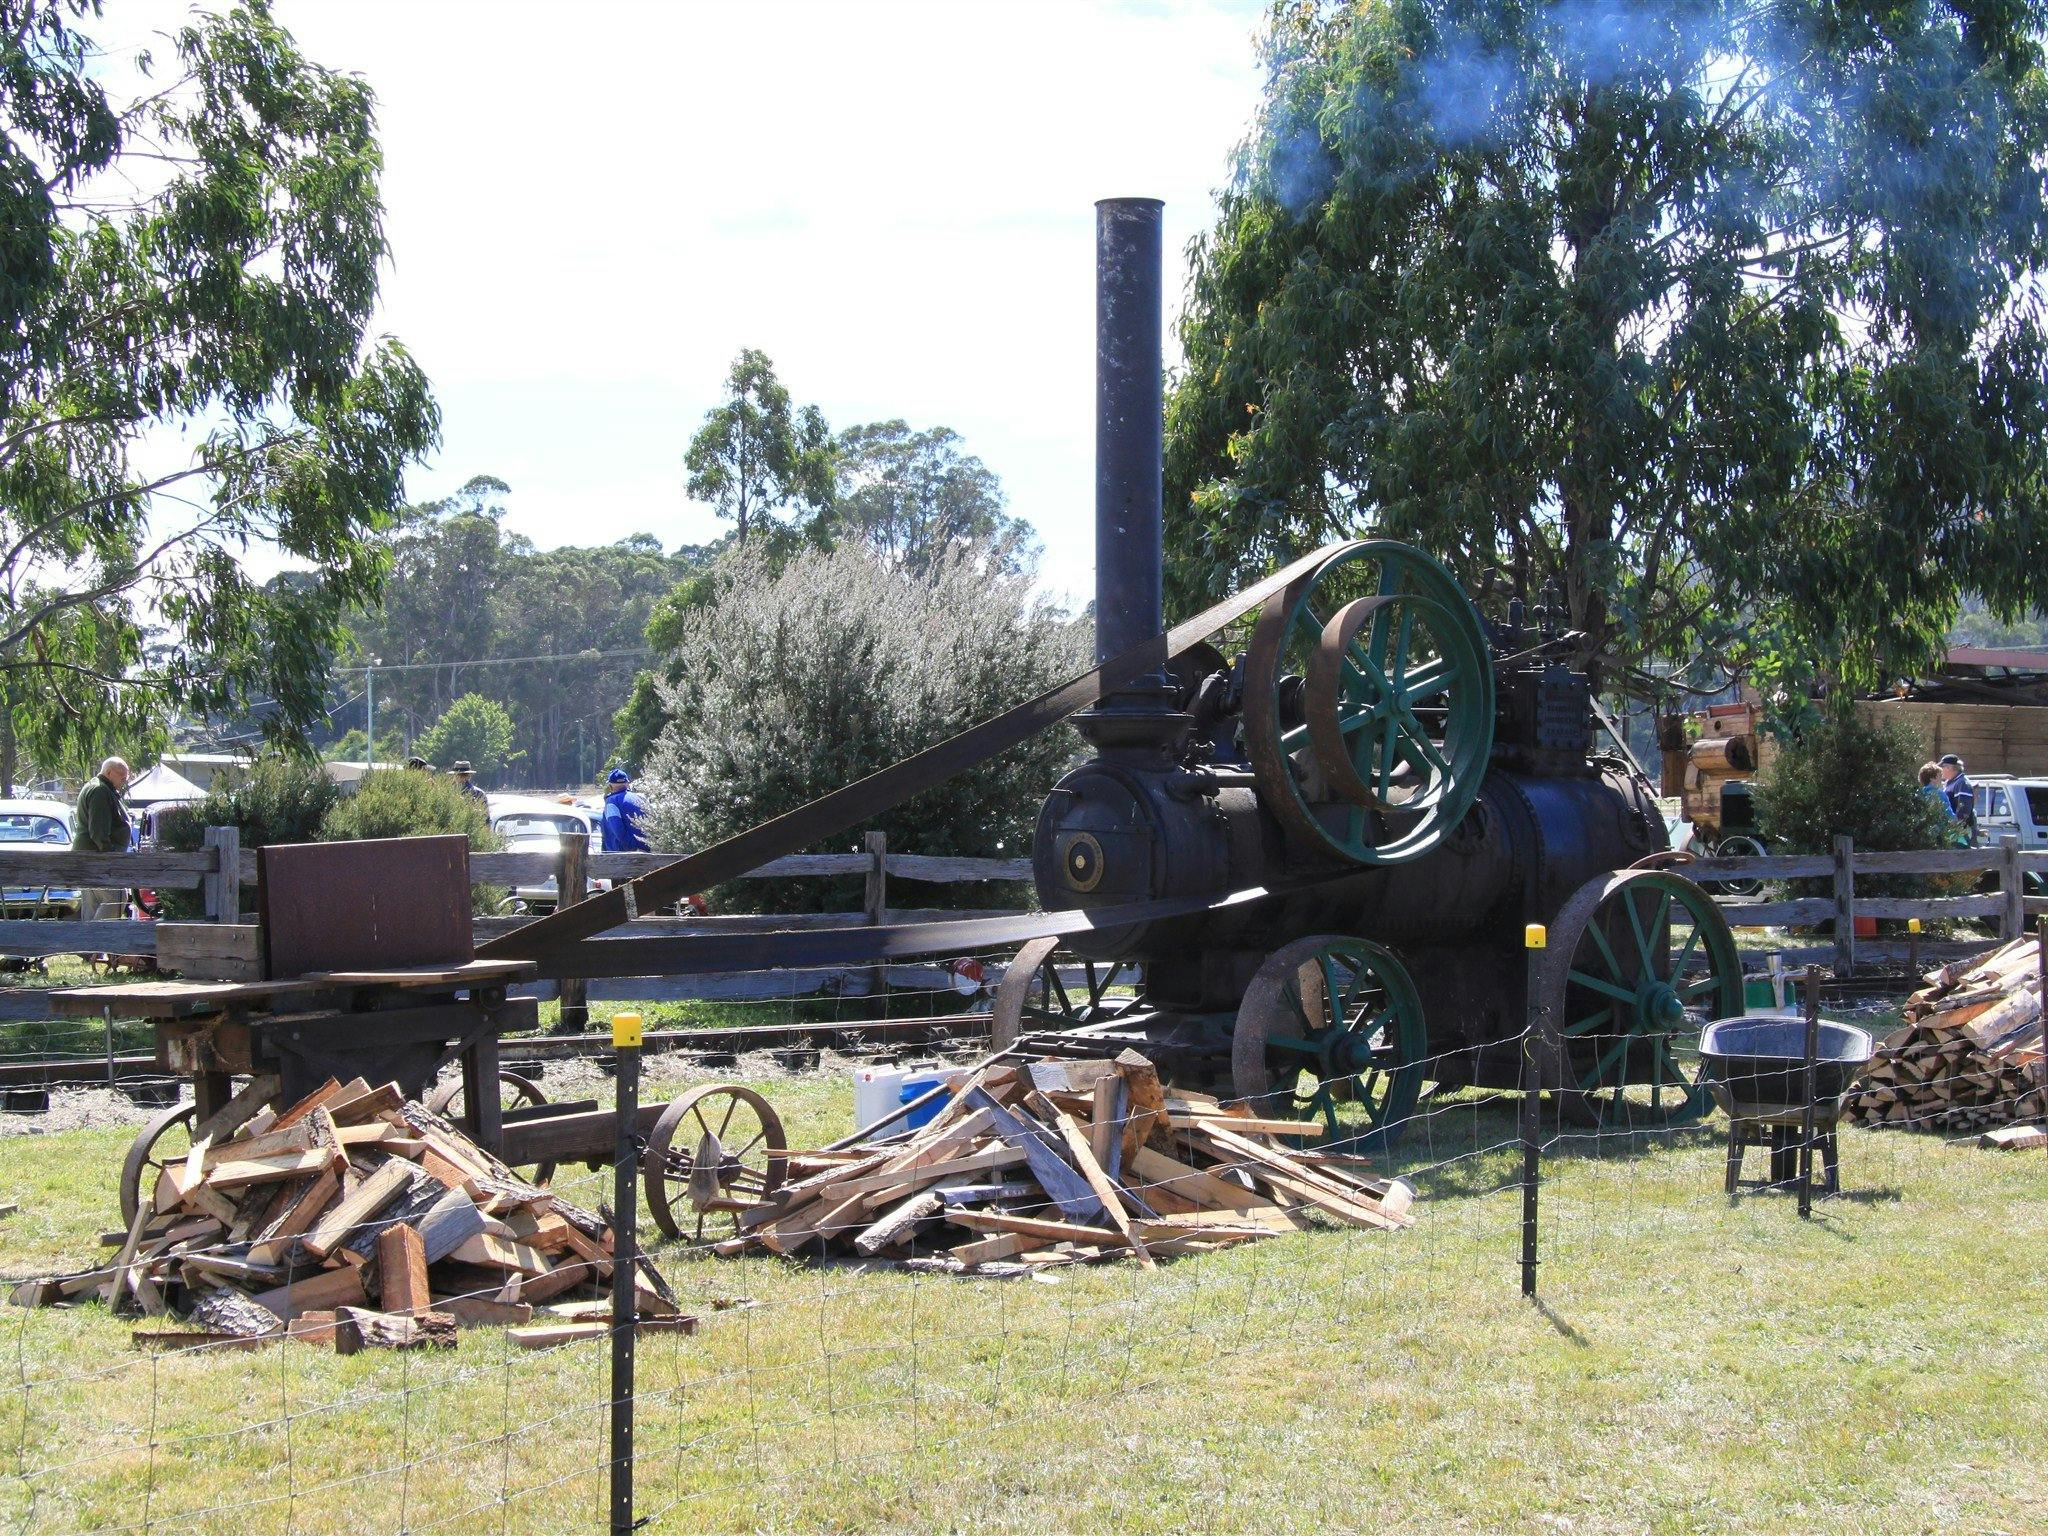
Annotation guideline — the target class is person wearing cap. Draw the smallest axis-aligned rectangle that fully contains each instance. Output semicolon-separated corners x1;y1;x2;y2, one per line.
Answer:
450;760;487;803
405;755;432;772
1937;754;1976;837
601;767;650;853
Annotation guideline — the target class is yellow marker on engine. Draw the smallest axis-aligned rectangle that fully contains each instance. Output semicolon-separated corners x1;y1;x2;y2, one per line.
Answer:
612;1010;643;1049
1525;924;1547;950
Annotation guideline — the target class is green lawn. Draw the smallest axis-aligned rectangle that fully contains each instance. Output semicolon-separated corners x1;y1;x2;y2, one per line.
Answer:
1;1064;2044;1535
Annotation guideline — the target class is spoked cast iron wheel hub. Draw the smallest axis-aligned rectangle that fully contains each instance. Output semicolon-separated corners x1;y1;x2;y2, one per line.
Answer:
1232;934;1428;1152
1536;869;1745;1127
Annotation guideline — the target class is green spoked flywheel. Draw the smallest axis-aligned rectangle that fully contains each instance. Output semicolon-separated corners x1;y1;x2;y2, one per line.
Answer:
1535;869;1746;1128
1231;935;1429;1152
1242;540;1494;865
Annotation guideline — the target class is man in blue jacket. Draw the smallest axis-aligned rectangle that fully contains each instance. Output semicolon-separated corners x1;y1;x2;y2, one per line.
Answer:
600;767;650;853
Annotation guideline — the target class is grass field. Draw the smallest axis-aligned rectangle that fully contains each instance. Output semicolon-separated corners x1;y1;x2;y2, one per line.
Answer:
1;1053;2045;1535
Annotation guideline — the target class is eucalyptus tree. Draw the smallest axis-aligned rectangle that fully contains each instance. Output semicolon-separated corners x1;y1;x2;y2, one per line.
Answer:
683;349;835;546
1167;0;2048;702
0;0;438;787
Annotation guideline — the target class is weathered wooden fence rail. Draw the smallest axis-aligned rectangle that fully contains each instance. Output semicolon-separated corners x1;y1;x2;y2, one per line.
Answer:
0;831;1030;1020
0;829;2039;1020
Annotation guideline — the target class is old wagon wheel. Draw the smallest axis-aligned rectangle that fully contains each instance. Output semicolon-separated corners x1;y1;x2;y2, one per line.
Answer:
1535;869;1746;1128
1241;540;1494;866
120;1100;198;1228
990;937;1144;1051
1231;935;1428;1152
428;1069;556;1186
642;1083;787;1244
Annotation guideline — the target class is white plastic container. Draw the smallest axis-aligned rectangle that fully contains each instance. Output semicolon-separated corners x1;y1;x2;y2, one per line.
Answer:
851;1061;961;1133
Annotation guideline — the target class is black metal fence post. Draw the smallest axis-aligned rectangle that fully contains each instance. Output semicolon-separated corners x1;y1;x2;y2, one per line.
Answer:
610;1010;642;1536
1521;923;1546;1298
1798;966;1820;1219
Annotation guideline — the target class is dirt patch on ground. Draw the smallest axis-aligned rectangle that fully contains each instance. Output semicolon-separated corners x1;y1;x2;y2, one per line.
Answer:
0;1086;159;1138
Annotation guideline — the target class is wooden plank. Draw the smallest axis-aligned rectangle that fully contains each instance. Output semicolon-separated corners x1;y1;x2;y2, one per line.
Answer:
247;1168;342;1266
1856;896;2004;919
0;850;217;886
1164;1111;1319;1138
1031;1094;1155;1269
250;1264;366;1322
1717;898;1836;928
1853;848;2004;875
301;1158;417;1261
1674;853;1835;880
947;1210;1125;1245
376;1224;431;1315
1833;834;1857;976
966;1087;1102;1221
1126;1146;1283;1217
0;921;160;957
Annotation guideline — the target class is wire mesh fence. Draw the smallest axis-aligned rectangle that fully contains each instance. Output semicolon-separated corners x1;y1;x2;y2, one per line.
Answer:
0;946;2043;1535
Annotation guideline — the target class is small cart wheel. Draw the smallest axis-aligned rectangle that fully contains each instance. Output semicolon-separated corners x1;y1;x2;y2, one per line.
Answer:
641;1084;787;1244
428;1070;557;1186
120;1100;198;1228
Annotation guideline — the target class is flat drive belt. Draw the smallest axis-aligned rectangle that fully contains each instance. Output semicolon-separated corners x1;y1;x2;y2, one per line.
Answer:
531;876;1349;979
481;541;1362;963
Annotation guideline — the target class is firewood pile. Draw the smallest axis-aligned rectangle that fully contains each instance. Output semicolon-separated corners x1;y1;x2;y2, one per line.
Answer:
8;1075;686;1352
728;1050;1415;1275
1844;937;2046;1136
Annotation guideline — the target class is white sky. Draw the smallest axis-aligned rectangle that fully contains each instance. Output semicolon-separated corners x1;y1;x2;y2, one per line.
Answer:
255;0;1271;609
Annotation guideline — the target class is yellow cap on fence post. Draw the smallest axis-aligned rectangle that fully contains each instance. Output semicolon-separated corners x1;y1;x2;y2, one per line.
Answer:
1908;918;1922;934
611;1011;643;1049
1525;924;1547;950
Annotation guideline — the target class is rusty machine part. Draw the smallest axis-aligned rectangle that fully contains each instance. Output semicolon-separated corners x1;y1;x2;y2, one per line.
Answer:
641;1083;787;1243
475;197;1740;1148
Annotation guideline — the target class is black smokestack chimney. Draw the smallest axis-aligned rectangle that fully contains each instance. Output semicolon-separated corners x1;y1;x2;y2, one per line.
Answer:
1075;197;1183;752
1093;196;1165;666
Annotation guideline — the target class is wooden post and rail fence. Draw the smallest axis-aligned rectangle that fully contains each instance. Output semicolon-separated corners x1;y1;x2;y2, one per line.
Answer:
0;831;2040;1029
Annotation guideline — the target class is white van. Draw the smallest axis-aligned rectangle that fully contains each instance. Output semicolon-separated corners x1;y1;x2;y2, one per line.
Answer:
1972;775;2048;848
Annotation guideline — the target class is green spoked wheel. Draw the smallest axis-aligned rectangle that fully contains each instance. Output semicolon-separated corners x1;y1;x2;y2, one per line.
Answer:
1232;935;1429;1151
1536;869;1746;1127
1242;540;1494;866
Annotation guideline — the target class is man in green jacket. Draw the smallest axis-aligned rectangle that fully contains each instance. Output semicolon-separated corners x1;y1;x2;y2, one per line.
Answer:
72;756;131;920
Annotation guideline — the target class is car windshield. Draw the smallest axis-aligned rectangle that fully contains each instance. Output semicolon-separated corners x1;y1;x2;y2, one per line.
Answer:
494;815;581;840
0;814;68;844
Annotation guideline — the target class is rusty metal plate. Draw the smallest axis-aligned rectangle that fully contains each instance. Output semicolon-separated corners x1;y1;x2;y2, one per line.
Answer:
259;835;473;978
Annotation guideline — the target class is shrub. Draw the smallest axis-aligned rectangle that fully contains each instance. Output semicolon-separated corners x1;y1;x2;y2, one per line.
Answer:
640;544;1085;911
321;768;496;846
320;769;501;913
1754;704;1958;913
154;757;344;918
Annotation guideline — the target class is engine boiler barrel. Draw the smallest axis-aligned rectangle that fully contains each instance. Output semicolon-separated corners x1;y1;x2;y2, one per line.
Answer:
1033;763;1662;972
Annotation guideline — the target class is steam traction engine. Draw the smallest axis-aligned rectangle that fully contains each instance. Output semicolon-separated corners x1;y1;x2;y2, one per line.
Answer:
993;200;1745;1146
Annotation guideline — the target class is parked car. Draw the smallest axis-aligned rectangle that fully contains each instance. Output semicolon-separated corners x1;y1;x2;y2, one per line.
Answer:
1973;775;2048;849
0;798;81;917
486;793;602;913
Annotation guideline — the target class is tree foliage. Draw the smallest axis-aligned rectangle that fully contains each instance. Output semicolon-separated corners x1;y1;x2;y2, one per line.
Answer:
0;0;438;788
830;421;1037;577
416;693;521;777
639;545;1085;910
683;349;835;547
1166;0;2048;701
342;477;709;785
155;756;342;858
321;768;495;847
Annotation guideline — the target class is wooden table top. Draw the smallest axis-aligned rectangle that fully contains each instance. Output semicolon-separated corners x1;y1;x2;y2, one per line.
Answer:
48;958;537;1019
